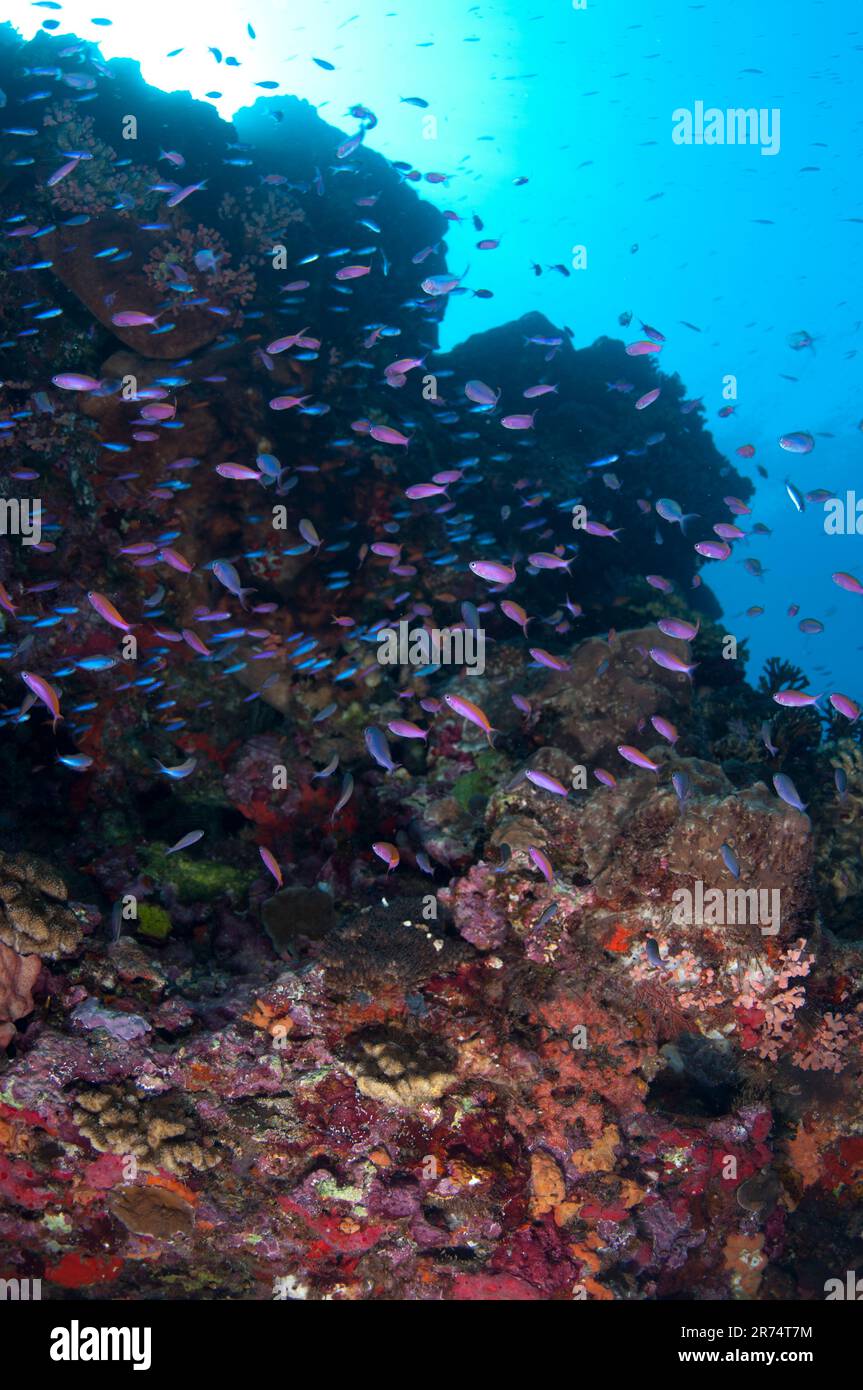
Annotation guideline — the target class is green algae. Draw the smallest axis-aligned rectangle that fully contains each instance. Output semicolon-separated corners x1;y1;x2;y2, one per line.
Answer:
142;846;255;904
137;904;173;941
452;750;504;811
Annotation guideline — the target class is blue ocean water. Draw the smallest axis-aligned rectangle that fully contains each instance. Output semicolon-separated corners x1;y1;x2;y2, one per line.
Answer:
7;0;862;695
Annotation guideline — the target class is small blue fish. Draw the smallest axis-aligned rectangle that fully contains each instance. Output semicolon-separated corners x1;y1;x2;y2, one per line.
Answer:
364;725;399;773
645;937;666;968
492;842;511;874
672;771;691;808
535;901;558;929
166;829;205;855
154;755;197;780
773;772;807;812
57;752;93;771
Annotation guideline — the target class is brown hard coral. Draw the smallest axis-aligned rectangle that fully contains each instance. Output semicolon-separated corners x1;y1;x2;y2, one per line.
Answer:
341;1026;458;1111
107;1184;196;1239
0;851;83;960
318;900;465;990
73;1085;221;1175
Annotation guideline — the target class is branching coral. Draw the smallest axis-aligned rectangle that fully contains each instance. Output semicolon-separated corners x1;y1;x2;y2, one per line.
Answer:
41;102;159;217
143;223;256;324
730;939;814;1062
629;935;854;1075
73;1085;221;1174
757;657;809;696
220;187;307;256
791;1006;863;1073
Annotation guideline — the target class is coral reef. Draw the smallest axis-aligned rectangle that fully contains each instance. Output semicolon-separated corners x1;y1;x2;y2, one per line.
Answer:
0;23;859;1306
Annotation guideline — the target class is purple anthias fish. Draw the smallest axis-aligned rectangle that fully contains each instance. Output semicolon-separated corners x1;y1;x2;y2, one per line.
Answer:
829;693;860;722
52;372;102;391
524;769;569;796
465;379;500;406
529;647;570;672
657;617;699;641
649;647;698;678
772;690;821;708
584;521;622;540
21;671;62;730
405;483;447;499
694;540;731;561
443;694;496;744
528;551;571;572
528;846;554;884
833;572;863;595
469;560;516;586
650;714;679;744
501;412;537;430
387;719;428;740
370;425;411;446
112;310;161;327
618;745;660;772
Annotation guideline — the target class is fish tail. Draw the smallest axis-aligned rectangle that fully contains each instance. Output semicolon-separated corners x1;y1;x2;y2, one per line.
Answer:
238;586;257;610
680;512;701;536
52;714;64;734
